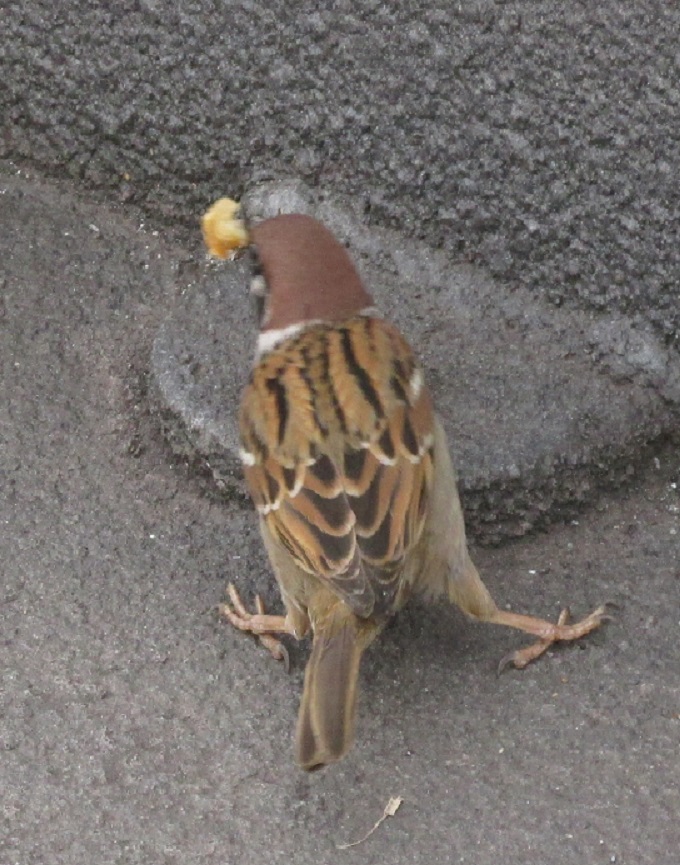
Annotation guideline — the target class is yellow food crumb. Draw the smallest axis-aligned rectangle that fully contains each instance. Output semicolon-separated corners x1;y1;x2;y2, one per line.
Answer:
201;197;250;259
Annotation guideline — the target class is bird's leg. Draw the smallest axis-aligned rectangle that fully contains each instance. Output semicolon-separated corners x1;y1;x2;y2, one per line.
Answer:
447;561;613;673
219;582;296;669
492;605;614;673
495;607;572;671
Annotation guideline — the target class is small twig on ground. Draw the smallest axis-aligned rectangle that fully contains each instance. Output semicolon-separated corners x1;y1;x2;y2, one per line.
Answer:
337;796;404;850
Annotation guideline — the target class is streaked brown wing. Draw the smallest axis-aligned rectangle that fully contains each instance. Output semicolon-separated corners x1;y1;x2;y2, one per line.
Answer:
243;449;374;615
239;317;435;618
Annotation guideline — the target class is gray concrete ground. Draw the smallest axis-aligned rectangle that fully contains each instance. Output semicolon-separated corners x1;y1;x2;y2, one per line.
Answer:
3;2;680;859
2;166;679;865
3;2;680;345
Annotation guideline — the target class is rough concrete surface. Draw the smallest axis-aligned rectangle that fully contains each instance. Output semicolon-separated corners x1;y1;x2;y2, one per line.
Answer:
3;1;680;347
2;168;680;865
152;179;679;543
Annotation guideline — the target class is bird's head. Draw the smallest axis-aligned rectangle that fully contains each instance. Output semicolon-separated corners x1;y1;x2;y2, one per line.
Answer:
202;199;374;355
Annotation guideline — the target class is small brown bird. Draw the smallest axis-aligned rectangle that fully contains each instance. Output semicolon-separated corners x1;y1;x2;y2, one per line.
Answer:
203;198;609;771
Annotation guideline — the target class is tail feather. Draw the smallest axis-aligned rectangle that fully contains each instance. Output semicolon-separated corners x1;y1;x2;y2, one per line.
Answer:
296;613;364;771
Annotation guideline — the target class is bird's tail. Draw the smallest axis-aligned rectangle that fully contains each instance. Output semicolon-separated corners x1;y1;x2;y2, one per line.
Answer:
295;607;366;771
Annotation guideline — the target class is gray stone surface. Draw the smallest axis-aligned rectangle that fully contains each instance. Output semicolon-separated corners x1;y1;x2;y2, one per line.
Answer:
152;180;679;542
2;167;680;865
3;1;680;347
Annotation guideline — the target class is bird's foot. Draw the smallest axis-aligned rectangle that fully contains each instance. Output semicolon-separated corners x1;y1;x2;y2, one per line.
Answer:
497;603;615;674
219;582;292;670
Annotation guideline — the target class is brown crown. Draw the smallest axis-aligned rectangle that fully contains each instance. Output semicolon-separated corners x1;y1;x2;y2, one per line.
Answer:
251;215;374;331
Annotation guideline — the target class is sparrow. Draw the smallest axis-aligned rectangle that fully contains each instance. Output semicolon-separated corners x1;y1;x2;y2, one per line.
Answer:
202;197;610;771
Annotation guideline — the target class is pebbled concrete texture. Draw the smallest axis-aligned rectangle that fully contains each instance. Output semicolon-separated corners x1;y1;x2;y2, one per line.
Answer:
3;1;680;348
3;1;680;859
2;167;680;865
152;180;679;543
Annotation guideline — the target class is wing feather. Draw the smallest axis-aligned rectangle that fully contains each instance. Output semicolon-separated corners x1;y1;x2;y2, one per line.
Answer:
239;317;435;618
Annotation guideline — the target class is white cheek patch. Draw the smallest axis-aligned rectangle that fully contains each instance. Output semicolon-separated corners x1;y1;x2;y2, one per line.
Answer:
250;275;267;296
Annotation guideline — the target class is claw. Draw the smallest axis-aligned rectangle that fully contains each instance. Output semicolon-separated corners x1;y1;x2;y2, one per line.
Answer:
497;651;519;676
602;600;622;614
219;582;293;667
496;603;611;674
